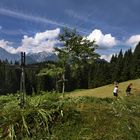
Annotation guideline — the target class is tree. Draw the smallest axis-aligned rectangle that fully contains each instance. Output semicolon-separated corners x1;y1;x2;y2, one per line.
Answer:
110;50;124;82
55;28;99;89
121;49;133;80
38;64;64;93
133;42;140;78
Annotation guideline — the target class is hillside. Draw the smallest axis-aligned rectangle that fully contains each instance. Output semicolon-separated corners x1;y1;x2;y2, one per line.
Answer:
0;84;140;139
67;79;140;98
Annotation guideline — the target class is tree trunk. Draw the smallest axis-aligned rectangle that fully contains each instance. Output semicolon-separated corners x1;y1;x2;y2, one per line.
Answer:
20;67;26;108
62;73;65;96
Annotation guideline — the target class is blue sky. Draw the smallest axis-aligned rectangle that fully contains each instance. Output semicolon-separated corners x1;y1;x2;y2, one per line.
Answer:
0;0;140;61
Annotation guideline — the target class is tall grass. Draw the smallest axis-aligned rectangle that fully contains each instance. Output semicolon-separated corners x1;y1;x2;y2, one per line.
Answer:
0;92;140;139
52;95;140;140
0;93;65;139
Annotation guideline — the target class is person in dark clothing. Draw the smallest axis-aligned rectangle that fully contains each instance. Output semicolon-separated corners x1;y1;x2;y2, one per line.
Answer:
126;83;133;96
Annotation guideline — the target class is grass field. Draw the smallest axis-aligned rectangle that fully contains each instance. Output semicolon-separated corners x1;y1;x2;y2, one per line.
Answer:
1;79;140;139
67;79;140;98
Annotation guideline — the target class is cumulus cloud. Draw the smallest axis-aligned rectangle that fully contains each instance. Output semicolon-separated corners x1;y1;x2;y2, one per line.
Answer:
87;29;117;49
0;28;60;54
0;40;17;53
126;35;140;48
100;54;113;62
16;28;60;53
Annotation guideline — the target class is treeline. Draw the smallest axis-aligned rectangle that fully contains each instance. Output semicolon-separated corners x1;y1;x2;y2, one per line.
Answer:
0;29;140;95
91;42;140;87
0;60;56;94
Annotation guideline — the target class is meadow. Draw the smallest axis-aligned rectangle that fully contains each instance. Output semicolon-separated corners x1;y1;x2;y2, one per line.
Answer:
67;79;140;98
0;79;140;139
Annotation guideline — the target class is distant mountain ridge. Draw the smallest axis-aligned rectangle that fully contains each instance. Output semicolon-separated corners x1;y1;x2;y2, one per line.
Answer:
26;51;58;64
0;47;57;64
0;47;107;64
0;47;20;62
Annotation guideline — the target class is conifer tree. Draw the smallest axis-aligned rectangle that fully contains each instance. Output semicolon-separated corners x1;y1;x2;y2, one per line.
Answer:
122;49;133;80
133;42;140;78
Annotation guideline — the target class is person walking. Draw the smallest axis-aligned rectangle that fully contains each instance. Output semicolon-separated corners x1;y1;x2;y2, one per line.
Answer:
126;83;133;96
113;85;118;97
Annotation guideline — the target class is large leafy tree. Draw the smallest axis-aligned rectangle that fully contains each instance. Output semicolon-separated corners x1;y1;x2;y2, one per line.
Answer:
55;28;99;89
37;28;99;94
56;28;99;67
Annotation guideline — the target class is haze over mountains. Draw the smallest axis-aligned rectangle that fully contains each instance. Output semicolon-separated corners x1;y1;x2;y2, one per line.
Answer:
0;47;57;63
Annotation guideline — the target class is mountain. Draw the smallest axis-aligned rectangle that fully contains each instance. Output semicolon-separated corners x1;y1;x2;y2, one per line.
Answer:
0;48;57;64
95;58;108;63
26;52;58;64
0;47;107;64
0;47;20;62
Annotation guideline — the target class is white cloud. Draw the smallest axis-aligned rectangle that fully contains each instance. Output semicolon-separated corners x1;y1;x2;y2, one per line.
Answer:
0;26;2;30
100;54;113;62
0;28;60;54
87;29;117;49
0;40;17;53
17;28;60;53
126;35;140;48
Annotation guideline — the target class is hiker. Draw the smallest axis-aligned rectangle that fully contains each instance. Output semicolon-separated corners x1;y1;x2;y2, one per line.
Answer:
113;85;118;97
126;83;133;96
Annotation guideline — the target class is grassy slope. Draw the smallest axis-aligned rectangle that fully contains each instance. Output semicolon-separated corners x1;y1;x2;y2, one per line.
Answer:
67;79;140;98
53;95;140;140
1;79;140;139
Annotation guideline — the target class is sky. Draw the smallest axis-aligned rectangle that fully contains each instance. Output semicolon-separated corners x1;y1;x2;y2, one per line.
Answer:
0;0;140;61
